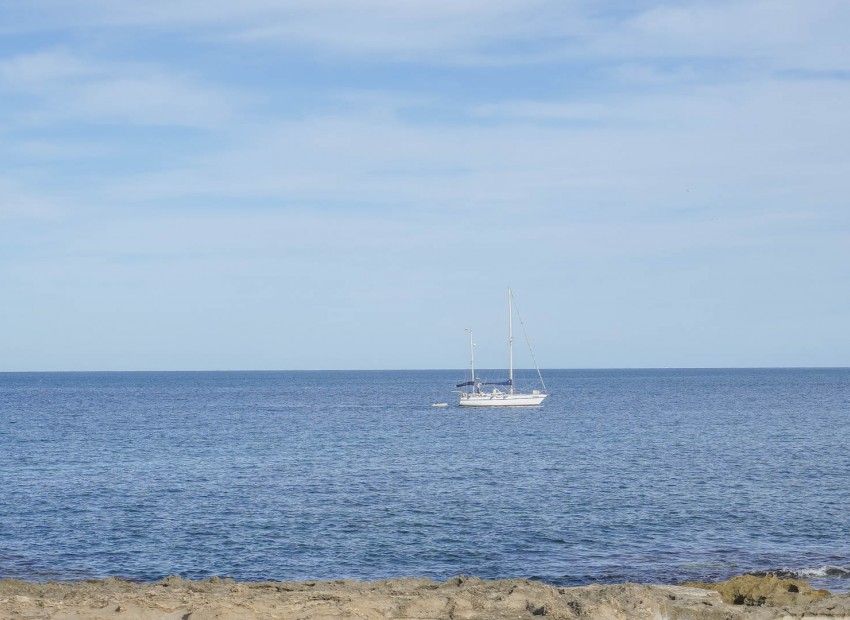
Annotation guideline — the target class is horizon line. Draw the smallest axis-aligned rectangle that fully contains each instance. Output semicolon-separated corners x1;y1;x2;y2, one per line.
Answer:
2;366;849;374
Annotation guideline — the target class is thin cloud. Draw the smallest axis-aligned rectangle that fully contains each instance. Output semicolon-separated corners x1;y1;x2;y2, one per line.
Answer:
474;100;615;122
0;49;96;90
595;1;850;71
0;50;235;128
94;72;850;216
3;1;845;70
0;178;64;221
8;139;113;162
67;75;233;128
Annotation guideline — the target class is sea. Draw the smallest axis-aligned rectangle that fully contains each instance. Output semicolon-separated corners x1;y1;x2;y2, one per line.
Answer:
1;369;849;592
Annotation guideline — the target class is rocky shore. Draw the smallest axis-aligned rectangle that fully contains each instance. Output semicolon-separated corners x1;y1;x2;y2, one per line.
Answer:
1;574;849;619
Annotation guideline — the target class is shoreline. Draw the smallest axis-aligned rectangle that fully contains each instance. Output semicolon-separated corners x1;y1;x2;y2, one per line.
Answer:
2;574;848;619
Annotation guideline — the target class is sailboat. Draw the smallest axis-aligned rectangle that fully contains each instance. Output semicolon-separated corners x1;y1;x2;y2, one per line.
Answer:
456;289;548;407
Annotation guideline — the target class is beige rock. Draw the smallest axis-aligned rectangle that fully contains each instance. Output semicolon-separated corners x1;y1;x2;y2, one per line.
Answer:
0;575;848;620
684;574;831;607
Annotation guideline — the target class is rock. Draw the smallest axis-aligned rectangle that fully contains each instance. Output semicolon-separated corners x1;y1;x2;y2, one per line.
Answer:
0;575;847;619
683;574;831;607
159;575;185;588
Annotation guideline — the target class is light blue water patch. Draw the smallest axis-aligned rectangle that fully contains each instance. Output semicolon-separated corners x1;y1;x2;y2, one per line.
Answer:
1;369;848;591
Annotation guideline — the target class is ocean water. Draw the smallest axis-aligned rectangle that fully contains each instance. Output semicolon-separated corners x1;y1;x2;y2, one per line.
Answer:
1;369;849;591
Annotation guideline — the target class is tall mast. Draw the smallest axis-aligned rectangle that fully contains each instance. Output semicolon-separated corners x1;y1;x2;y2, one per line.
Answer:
508;288;514;394
467;328;475;390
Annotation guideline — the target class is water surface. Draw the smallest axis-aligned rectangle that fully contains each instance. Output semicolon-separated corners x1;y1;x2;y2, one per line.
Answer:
1;369;848;591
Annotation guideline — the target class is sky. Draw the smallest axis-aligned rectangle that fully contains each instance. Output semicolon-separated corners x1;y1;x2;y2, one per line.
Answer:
1;0;848;371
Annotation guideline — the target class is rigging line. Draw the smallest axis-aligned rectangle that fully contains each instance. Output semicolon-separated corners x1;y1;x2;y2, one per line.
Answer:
511;296;548;393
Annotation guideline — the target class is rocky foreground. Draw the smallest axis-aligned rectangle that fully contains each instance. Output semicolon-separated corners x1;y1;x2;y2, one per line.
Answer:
1;574;848;619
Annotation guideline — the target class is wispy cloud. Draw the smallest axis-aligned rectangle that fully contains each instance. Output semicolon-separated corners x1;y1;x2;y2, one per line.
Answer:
6;1;847;69
608;1;850;69
0;49;95;88
66;75;233;127
1;0;581;58
88;71;849;220
0;50;235;128
0;177;63;221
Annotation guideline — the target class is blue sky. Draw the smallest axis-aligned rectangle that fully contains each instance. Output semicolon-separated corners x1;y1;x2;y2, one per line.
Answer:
1;0;848;371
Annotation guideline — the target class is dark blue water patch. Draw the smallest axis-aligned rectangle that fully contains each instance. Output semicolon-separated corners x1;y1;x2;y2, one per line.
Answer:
1;369;849;591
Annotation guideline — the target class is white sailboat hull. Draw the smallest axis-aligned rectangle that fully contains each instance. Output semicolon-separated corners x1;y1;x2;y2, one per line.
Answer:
458;392;547;407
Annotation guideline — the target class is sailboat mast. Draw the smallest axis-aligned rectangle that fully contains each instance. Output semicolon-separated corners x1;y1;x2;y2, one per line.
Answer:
467;328;475;390
508;288;514;394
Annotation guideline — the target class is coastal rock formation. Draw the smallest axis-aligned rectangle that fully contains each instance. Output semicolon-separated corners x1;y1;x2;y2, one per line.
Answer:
1;574;849;619
684;574;832;607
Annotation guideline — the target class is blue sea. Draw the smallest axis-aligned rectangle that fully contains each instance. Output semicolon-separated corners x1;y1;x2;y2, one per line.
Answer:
1;369;849;591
